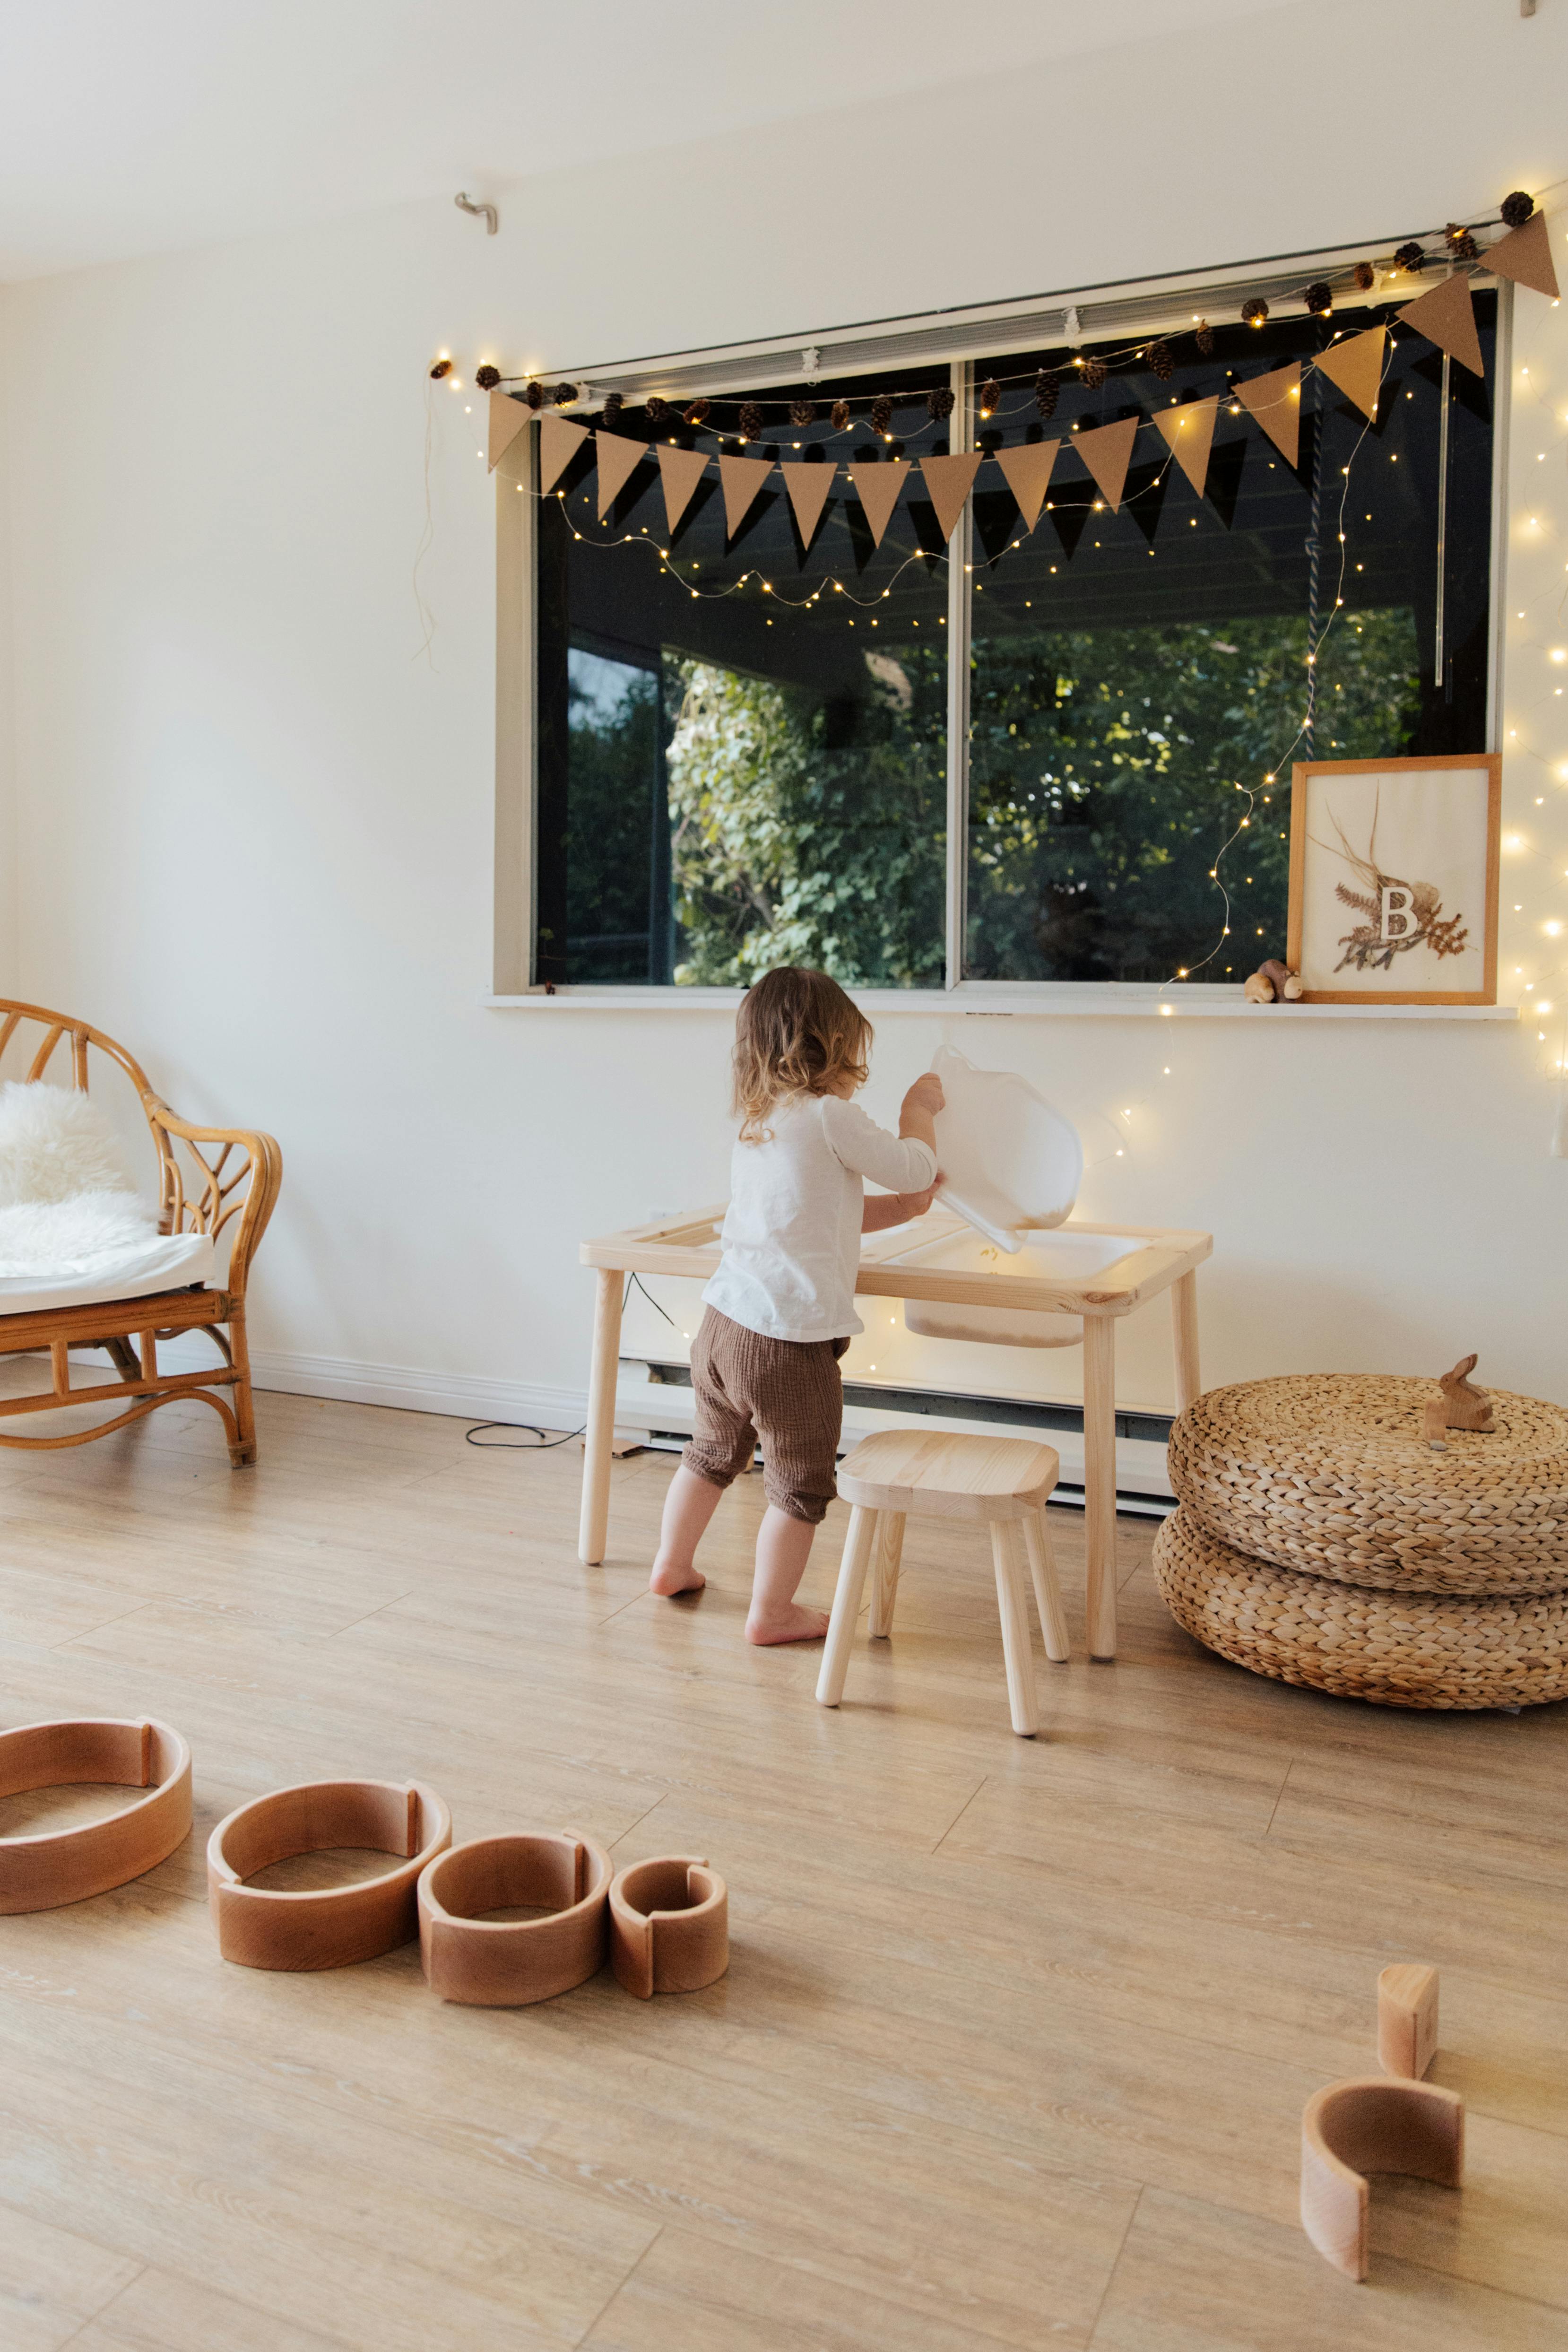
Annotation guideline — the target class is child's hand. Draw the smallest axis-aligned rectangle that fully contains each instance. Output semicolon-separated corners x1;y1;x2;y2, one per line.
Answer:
902;1073;945;1118
898;1181;940;1219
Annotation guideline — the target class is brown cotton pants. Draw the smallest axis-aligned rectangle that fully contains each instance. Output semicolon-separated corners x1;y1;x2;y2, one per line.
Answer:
683;1308;850;1525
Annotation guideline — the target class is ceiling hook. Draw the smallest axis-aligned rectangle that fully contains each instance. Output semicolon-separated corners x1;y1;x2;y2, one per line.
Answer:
455;191;499;235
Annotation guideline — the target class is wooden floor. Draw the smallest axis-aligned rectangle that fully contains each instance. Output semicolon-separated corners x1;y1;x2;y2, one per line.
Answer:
0;1381;1565;2351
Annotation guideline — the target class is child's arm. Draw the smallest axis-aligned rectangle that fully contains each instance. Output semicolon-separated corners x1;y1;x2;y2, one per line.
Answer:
898;1073;943;1158
862;1180;938;1233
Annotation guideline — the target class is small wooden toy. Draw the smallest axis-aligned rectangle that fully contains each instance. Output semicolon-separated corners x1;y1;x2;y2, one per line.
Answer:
1243;958;1304;1002
208;1778;452;1970
0;1717;191;1913
1377;1962;1439;2079
1423;1354;1495;1449
417;1831;611;2005
1300;2077;1463;2280
609;1857;728;1997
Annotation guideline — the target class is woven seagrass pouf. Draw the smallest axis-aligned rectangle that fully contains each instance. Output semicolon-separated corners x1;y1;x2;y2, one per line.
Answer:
1167;1375;1568;1594
1153;1507;1568;1710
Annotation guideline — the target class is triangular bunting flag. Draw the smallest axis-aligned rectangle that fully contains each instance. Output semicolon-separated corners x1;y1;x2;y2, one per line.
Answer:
1397;272;1484;377
657;444;710;536
1236;362;1301;466
995;440;1060;532
1074;416;1139;512
780;460;837;548
848;460;910;547
719;452;774;540
595;431;645;519
1484;208;1559;299
1313;327;1386;423
918;451;982;542
1152;397;1218;496
538;413;589;495
488;390;531;472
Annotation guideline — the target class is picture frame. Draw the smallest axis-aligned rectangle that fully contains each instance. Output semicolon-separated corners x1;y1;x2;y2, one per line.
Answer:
1286;754;1500;1005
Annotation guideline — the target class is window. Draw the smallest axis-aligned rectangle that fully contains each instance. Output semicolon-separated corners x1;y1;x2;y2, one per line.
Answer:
515;286;1497;993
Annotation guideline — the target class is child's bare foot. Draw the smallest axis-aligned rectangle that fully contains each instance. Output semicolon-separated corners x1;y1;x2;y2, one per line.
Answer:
745;1603;830;1645
649;1558;706;1597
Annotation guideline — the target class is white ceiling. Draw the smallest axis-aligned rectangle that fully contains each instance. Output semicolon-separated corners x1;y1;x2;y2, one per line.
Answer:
0;0;1300;281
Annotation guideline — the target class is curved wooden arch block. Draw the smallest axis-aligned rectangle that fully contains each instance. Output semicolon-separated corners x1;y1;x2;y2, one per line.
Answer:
208;1779;451;1970
1301;2076;1463;2280
1378;1963;1438;2080
610;1857;728;1998
417;1830;611;2006
0;1717;191;1914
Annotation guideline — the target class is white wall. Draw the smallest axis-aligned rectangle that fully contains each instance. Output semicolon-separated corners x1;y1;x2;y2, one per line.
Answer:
1;0;1564;1423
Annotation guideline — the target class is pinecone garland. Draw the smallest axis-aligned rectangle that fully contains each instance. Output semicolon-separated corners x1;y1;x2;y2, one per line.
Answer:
831;399;850;430
1501;190;1535;227
1302;280;1333;316
738;400;763;438
684;398;711;426
1034;367;1059;417
979;378;1001;414
475;364;501;390
871;393;894;434
524;380;544;409
553;383;578;406
1194;321;1215;356
1240;297;1269;328
790;396;817;427
1393;241;1426;274
927;385;955;421
1146;338;1175;381
1352;261;1375;291
1445;224;1480;262
601;391;624;424
1082;355;1107;391
644;395;669;423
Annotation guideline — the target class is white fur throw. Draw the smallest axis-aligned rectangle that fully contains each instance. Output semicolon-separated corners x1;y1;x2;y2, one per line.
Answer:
0;1082;159;1275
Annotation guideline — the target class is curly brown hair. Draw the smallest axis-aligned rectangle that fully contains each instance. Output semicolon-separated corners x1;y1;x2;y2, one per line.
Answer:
732;967;872;1143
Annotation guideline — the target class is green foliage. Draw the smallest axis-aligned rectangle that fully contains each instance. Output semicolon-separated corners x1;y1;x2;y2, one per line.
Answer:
564;656;662;982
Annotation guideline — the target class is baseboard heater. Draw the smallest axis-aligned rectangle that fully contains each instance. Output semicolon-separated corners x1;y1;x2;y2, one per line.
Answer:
618;1359;1177;1519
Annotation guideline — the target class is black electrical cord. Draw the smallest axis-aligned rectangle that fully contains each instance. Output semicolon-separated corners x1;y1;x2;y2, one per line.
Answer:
462;1274;676;1449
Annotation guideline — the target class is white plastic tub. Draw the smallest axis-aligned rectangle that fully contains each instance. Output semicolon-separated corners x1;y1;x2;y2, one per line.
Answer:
889;1227;1143;1348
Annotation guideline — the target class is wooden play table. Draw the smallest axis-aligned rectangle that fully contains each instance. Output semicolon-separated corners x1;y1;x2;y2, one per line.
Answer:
578;1207;1212;1660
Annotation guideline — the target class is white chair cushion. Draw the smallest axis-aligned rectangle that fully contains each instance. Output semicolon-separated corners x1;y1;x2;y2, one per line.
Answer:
0;1229;216;1316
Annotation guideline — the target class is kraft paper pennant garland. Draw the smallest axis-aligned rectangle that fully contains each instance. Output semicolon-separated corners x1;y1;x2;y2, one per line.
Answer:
718;452;775;539
848;460;910;547
995;440;1060;532
1313;326;1386;422
1074;416;1139;512
487;390;531;472
538;412;590;495
1236;361;1301;467
780;460;838;548
657;443;710;536
918;451;983;543
1484;208;1559;299
1152;396;1218;496
1397;272;1483;377
594;431;646;519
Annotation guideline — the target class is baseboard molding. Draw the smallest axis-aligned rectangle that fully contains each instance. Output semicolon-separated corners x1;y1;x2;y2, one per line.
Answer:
156;1334;584;1432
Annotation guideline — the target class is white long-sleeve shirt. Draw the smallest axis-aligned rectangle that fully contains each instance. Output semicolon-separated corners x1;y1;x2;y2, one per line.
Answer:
702;1093;938;1343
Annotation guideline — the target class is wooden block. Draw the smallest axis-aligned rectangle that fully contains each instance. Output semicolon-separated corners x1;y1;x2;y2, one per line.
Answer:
0;1716;192;1913
609;1856;728;1998
207;1778;452;1970
418;1830;611;2006
1378;1962;1439;2079
1300;2075;1463;2281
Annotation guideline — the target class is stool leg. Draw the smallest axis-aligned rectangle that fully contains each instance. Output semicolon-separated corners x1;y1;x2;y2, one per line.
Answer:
1023;1509;1070;1664
989;1521;1040;1737
817;1507;878;1707
868;1510;905;1639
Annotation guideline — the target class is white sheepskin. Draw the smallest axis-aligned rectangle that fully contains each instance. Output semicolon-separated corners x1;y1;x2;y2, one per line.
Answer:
0;1082;161;1275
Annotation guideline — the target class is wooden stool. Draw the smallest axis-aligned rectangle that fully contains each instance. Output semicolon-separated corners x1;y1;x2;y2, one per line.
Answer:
816;1431;1067;1736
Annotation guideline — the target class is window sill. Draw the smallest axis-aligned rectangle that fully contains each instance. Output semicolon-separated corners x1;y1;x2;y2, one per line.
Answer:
484;986;1520;1022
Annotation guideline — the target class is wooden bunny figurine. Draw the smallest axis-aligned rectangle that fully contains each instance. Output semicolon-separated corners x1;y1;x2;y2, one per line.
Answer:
1422;1354;1495;1448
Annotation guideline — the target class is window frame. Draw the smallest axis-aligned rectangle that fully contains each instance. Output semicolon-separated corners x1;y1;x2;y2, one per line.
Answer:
493;257;1511;1006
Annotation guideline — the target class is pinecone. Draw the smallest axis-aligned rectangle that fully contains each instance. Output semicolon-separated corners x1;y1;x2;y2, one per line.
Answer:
524;380;544;409
475;364;501;391
927;385;955;421
1082;355;1107;391
871;393;893;434
1240;297;1269;328
1352;261;1375;291
790;396;817;427
1146;338;1175;381
1392;241;1425;274
644;395;669;423
428;359;451;380
1501;189;1535;228
684;398;711;426
979;378;1001;414
1445;224;1480;262
1301;280;1333;316
830;399;850;430
1034;367;1059;417
601;391;624;424
1194;321;1215;357
553;383;578;407
738;400;763;438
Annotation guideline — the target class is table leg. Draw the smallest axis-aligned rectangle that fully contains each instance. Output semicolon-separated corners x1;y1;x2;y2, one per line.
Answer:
1083;1315;1118;1661
1172;1271;1202;1413
578;1268;624;1566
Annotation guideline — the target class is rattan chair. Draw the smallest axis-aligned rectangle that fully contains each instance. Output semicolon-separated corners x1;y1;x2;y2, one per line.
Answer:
0;998;281;1464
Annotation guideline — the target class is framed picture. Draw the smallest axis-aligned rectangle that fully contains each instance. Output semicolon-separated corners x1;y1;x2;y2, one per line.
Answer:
1286;754;1500;1005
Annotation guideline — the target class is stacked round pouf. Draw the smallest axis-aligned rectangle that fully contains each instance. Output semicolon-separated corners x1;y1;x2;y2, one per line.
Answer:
1153;1375;1568;1709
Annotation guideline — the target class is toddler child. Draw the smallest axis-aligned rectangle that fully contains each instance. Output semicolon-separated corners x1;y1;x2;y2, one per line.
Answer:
649;965;943;1642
